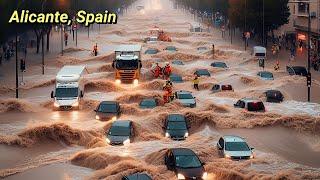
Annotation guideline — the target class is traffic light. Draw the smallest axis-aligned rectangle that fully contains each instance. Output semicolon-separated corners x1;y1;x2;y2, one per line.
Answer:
307;72;311;87
20;59;25;71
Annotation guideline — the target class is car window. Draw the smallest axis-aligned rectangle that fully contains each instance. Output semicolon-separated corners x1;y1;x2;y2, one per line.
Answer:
225;142;250;151
175;155;202;168
140;99;157;108
239;101;245;108
247;102;265;111
261;72;273;78
221;85;232;90
287;67;294;75
178;93;193;99
167;121;187;130
108;126;130;136
98;104;117;113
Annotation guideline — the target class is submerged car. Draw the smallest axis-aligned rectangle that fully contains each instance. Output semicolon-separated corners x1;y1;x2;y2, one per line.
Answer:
165;46;177;52
145;48;159;54
172;60;184;65
139;98;157;109
163;114;189;140
265;90;284;103
170;74;183;83
217;135;254;160
197;47;207;51
165;148;208;180
211;62;228;69
257;71;274;80
175;90;196;108
234;98;265;112
122;173;152;180
145;36;158;43
286;66;308;76
106;120;133;146
95;101;121;121
211;84;233;93
194;69;211;77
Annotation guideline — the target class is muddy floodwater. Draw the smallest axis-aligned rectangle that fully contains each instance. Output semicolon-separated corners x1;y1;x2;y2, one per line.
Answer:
1;0;320;179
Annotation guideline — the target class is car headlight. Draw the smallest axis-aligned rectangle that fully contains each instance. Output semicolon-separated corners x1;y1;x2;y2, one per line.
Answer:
106;138;110;144
202;172;208;179
225;154;231;159
111;116;117;121
177;173;185;180
165;132;170;138
54;102;60;107
133;79;139;86
95;115;100;120
250;155;254;159
72;101;79;107
115;79;121;84
123;139;130;145
184;132;189;138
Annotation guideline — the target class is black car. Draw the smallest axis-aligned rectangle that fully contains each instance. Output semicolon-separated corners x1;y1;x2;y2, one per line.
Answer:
165;148;208;180
170;74;184;83
95;101;121;120
286;66;308;76
122;173;152;180
210;62;228;68
139;98;157;109
194;69;211;77
265;90;284;103
163;114;189;140
106;120;133;146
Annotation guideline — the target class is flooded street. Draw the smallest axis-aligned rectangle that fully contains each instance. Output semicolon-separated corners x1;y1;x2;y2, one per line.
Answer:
1;0;320;179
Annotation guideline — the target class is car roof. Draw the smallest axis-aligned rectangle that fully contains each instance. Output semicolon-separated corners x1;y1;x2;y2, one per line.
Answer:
100;101;118;105
259;71;272;74
266;89;281;93
124;173;152;180
176;90;192;95
171;148;197;156
167;114;185;121
223;135;246;142
112;120;131;127
212;61;226;65
141;98;156;102
240;97;262;103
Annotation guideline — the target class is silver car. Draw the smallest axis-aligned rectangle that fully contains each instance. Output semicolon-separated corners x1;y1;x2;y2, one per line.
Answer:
174;91;196;108
217;135;254;160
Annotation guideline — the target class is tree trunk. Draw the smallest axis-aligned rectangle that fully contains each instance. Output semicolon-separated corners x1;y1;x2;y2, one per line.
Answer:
36;36;40;54
46;27;51;51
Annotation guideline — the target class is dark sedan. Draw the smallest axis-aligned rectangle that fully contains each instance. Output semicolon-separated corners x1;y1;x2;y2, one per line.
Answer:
106;120;133;146
95;101;121;121
165;148;208;180
163;114;189;140
265;90;284;103
194;69;211;77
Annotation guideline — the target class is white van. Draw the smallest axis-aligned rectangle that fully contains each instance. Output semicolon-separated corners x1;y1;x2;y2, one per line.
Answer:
51;65;88;110
252;46;266;60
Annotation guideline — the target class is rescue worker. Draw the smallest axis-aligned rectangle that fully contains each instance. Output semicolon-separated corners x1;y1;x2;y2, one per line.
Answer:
93;43;98;56
163;62;172;79
163;90;170;103
193;75;199;90
163;80;173;91
153;63;162;78
274;60;280;71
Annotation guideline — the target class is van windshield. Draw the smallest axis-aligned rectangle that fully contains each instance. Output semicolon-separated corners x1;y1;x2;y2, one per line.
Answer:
55;88;78;98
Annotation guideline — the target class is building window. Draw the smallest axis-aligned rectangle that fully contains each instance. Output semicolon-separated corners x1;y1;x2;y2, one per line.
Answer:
298;2;307;13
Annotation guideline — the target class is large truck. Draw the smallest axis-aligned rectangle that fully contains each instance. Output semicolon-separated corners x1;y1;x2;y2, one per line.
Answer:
112;45;142;85
51;65;87;110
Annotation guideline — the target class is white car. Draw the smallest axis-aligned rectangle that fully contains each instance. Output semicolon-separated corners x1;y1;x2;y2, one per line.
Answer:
217;135;254;160
174;91;196;108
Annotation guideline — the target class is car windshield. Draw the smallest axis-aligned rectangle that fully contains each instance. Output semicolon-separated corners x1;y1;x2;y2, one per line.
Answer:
225;142;250;151
267;91;282;98
175;155;202;168
197;47;207;51
172;60;183;65
140;99;157;108
166;46;176;51
167;121;187;130
293;67;307;76
116;60;138;70
55;87;78;98
196;70;210;76
260;72;273;78
212;62;227;68
98;104;117;113
108;126;130;136
145;49;158;54
178;93;193;99
170;75;183;82
247;102;265;111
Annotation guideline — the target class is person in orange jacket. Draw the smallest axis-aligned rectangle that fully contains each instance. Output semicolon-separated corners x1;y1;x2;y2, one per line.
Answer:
154;63;162;78
163;91;170;103
163;62;172;79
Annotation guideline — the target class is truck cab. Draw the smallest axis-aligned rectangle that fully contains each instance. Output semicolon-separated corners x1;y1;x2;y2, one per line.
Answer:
113;45;142;85
51;65;87;110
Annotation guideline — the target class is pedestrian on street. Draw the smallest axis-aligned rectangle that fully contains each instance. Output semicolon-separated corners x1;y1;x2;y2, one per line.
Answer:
64;32;68;46
193;75;199;91
274;60;280;71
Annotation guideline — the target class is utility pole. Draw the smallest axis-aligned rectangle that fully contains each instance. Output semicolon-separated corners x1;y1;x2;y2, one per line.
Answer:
262;0;265;46
61;24;64;56
42;31;44;74
15;32;19;98
307;3;311;102
244;0;247;51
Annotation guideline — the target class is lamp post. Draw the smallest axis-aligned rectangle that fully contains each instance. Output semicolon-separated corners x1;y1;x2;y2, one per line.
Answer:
41;0;47;75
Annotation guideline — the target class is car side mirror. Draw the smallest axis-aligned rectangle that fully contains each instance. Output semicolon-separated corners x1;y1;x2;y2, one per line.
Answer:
51;91;54;98
251;147;254;150
80;91;84;98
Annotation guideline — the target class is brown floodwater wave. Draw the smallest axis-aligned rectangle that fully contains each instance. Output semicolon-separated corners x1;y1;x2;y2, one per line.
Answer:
84;80;125;92
0;99;38;113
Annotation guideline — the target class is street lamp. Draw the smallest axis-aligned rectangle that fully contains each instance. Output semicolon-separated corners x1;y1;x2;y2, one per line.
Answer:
41;0;47;75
